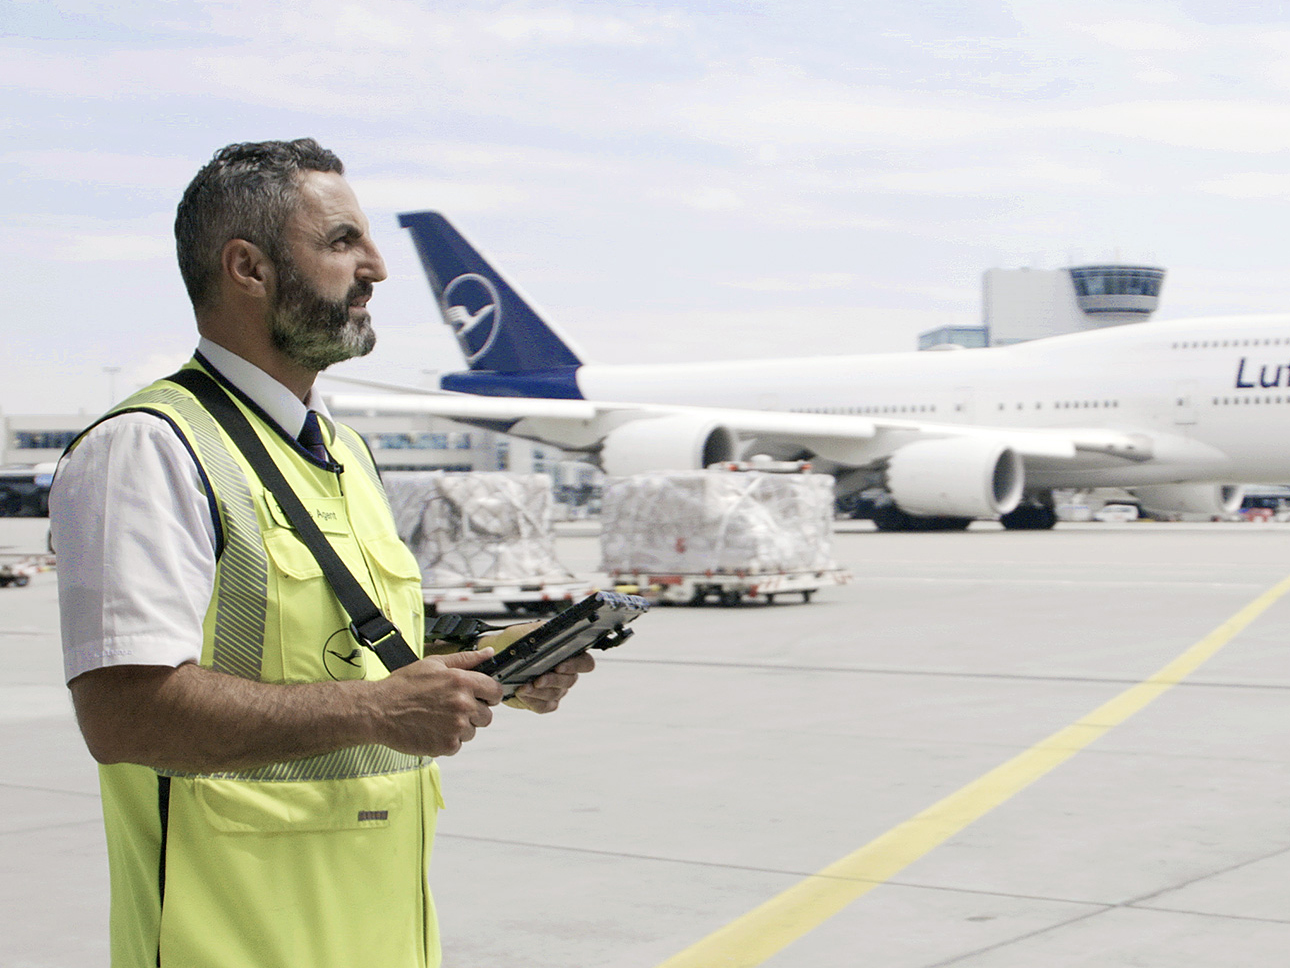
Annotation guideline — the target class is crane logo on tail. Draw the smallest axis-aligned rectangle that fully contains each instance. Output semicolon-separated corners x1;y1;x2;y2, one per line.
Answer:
442;273;501;365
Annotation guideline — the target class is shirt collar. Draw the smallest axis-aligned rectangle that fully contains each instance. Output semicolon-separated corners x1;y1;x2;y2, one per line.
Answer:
196;337;332;438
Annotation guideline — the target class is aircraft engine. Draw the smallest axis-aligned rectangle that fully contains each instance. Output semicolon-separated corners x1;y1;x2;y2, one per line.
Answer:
599;414;738;476
1130;484;1244;518
884;437;1024;519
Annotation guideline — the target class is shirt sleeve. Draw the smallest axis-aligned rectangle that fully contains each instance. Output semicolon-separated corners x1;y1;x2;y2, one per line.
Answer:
50;411;217;683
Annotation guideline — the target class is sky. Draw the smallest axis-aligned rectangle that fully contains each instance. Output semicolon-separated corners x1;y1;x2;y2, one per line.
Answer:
4;0;1290;416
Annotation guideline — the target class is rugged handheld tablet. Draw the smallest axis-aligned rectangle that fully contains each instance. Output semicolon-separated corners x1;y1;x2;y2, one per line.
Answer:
472;591;649;698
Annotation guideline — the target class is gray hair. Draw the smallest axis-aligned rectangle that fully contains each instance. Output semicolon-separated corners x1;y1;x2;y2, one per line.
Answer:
174;138;344;308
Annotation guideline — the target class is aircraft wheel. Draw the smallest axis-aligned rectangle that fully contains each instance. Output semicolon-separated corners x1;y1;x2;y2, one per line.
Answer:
1001;504;1058;530
871;505;916;531
873;506;972;532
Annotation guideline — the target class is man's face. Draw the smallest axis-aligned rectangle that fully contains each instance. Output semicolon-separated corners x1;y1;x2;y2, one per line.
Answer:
268;171;388;371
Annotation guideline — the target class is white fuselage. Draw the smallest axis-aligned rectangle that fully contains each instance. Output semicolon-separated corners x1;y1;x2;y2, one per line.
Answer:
574;313;1290;487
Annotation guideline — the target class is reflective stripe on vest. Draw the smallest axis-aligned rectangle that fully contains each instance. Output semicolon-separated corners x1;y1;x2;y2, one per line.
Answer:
130;383;270;680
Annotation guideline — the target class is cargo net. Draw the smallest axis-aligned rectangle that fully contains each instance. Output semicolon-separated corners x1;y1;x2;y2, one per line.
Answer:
384;472;573;587
599;470;838;575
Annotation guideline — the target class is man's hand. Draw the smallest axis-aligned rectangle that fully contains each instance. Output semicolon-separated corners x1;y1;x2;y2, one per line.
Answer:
372;650;505;756
509;651;596;714
476;620;597;714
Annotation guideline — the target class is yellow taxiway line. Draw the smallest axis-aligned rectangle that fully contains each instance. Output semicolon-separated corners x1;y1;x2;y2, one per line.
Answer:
655;573;1290;968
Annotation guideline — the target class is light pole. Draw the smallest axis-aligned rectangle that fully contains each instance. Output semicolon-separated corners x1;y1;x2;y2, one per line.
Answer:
103;366;122;408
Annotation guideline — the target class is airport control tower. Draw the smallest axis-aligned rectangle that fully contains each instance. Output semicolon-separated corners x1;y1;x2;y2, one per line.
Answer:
919;263;1166;349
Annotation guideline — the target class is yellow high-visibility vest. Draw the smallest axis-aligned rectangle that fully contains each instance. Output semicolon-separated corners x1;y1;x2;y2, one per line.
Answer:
81;361;442;968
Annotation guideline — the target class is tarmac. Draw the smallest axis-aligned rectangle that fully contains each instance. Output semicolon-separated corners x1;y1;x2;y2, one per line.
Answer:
6;515;1290;967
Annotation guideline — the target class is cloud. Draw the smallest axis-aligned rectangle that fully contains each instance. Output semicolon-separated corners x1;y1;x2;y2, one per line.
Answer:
60;233;173;262
1075;18;1200;52
848;161;1108;196
1198;172;1290;199
1134;68;1179;85
1;149;193;189
720;272;858;293
486;6;687;46
350;176;529;213
674;187;746;212
0;213;176;264
1054;100;1290;153
675;73;1018;150
202;0;687;50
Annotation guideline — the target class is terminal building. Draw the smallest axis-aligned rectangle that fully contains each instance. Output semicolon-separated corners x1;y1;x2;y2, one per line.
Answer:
919;263;1167;350
0;408;602;517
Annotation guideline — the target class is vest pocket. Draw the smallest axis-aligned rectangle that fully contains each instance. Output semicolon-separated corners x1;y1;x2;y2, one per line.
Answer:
262;527;356;681
162;770;436;967
365;533;423;583
194;774;404;833
363;534;427;656
262;526;325;580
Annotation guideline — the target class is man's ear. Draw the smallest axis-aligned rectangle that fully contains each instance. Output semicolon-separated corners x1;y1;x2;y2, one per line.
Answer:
221;238;274;300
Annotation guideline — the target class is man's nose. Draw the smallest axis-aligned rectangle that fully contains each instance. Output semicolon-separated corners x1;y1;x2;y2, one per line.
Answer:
359;242;388;284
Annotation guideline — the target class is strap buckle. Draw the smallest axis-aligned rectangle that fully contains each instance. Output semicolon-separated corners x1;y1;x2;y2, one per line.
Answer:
349;615;399;651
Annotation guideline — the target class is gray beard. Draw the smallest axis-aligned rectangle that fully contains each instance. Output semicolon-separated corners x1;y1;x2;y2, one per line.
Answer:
268;259;376;371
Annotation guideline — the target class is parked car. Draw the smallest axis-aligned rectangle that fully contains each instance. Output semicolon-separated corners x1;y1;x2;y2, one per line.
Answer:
1093;503;1140;523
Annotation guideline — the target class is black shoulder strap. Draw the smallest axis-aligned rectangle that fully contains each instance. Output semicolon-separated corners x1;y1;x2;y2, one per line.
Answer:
165;367;420;672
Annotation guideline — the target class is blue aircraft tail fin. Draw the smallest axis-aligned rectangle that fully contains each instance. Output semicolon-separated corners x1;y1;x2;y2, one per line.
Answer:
398;213;585;397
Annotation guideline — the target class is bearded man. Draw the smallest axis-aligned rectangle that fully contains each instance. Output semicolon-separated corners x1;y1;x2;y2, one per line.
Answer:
49;139;592;968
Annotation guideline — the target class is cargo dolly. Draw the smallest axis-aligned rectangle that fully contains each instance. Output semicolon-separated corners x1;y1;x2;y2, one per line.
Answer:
612;566;850;606
423;576;599;616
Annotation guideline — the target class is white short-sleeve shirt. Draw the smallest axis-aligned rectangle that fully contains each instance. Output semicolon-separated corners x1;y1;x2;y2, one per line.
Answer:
51;338;334;683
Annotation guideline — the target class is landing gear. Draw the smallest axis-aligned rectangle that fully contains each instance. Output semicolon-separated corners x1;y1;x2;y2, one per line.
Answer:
1000;503;1058;530
871;505;972;532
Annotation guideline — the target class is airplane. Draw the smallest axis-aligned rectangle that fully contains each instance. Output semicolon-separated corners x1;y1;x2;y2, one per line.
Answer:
325;211;1290;531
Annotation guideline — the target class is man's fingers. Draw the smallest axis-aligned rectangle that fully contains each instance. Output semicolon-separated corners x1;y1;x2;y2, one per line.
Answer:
555;652;596;675
469;701;494;729
527;670;579;693
436;647;496;670
426;649;505;705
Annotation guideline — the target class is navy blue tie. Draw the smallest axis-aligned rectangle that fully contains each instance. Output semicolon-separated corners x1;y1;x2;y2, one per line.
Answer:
298;410;328;462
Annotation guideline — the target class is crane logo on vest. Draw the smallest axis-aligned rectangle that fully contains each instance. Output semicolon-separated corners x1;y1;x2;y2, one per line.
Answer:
323;628;368;680
442;273;501;365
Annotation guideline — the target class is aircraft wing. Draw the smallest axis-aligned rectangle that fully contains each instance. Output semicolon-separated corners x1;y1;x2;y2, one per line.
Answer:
323;390;1151;467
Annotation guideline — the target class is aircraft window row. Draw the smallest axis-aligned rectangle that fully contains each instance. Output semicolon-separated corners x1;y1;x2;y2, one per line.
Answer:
1173;338;1290;349
995;401;1120;410
796;405;938;415
1213;396;1290;405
